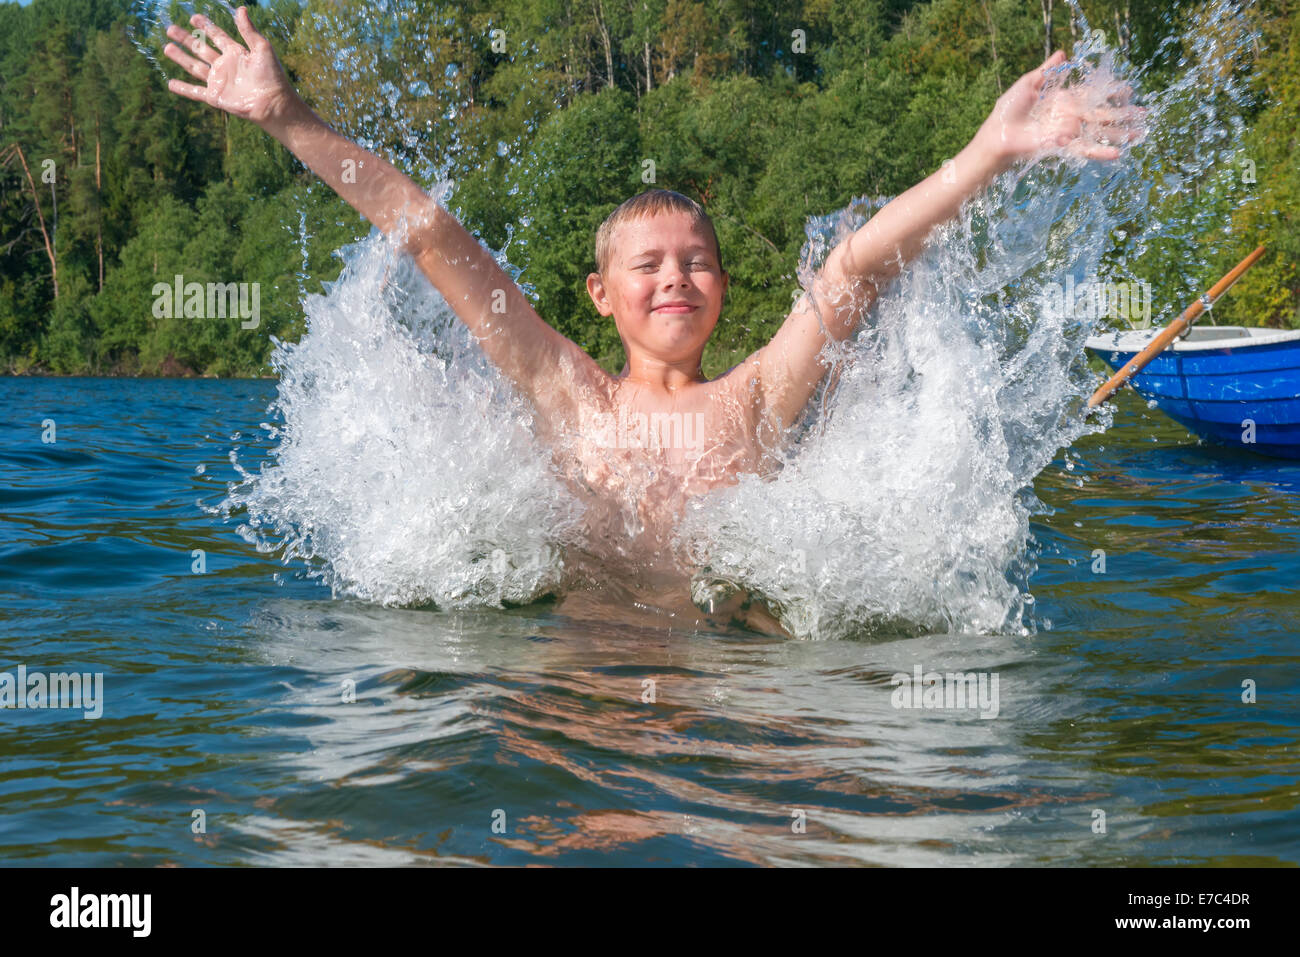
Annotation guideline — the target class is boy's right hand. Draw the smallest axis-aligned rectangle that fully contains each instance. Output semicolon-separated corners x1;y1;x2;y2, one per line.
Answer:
163;6;298;127
160;5;606;421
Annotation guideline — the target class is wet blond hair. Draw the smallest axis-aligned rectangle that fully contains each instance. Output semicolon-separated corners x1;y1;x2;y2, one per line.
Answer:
594;189;724;278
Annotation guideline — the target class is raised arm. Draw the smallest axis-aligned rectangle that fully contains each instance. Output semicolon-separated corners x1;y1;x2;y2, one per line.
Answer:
163;7;605;419
749;50;1143;430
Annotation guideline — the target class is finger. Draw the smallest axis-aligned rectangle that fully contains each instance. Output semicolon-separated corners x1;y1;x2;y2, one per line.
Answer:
1069;142;1122;162
1086;109;1148;134
1087;120;1145;142
163;42;211;81
1033;49;1067;90
234;6;268;51
168;77;212;106
1051;116;1083;147
1092;127;1145;147
1106;85;1134;106
1084;105;1142;124
1082;108;1147;135
167;23;219;64
191;13;239;54
1083;130;1140;151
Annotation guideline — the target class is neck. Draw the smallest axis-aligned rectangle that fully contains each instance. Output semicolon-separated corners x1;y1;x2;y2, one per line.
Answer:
618;353;707;392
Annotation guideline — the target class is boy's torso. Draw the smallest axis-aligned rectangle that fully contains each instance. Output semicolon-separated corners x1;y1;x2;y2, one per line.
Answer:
523;362;794;636
537;366;782;564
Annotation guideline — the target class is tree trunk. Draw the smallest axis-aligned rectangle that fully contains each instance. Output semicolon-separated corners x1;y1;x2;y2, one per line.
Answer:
1041;0;1054;60
645;41;652;92
6;143;58;298
1114;3;1132;53
95;126;103;292
595;0;615;90
981;1;1001;93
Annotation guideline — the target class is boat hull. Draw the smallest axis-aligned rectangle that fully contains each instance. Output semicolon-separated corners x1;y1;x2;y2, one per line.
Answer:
1085;328;1300;459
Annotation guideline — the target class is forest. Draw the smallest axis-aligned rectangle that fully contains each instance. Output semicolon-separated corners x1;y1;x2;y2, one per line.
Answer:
0;0;1296;377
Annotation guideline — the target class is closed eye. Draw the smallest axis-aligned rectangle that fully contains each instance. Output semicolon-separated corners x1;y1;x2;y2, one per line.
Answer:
633;260;710;270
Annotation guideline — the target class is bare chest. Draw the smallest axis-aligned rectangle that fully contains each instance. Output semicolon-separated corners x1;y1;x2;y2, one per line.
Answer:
550;387;772;537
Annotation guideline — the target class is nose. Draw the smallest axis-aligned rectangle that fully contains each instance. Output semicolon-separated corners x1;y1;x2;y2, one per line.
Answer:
661;260;690;287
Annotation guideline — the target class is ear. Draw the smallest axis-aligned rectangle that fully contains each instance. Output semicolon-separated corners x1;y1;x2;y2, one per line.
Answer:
586;271;613;317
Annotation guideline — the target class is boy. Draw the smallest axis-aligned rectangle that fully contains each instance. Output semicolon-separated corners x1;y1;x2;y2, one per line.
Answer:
163;8;1139;623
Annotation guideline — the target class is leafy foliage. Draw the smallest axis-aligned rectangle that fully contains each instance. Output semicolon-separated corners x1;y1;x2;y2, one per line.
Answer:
0;0;1293;376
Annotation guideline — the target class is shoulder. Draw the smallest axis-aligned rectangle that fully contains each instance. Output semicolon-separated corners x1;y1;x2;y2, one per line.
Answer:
706;353;764;410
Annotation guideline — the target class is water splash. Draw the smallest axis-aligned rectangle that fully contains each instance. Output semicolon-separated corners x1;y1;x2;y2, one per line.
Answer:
129;0;247;72
199;1;1259;637
128;0;466;185
680;1;1259;639
211;233;585;607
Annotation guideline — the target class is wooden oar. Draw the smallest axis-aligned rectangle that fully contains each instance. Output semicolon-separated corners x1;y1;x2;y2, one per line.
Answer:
1086;245;1267;409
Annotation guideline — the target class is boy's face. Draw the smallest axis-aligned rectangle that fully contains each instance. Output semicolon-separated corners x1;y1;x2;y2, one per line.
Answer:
586;211;728;370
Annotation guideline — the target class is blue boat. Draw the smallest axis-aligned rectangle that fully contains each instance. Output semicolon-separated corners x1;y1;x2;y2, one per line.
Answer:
1084;325;1300;458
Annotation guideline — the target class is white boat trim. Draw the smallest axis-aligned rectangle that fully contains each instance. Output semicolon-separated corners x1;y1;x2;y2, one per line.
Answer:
1084;325;1300;354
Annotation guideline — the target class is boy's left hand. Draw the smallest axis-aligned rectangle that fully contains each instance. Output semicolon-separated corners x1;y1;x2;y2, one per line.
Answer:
976;49;1146;168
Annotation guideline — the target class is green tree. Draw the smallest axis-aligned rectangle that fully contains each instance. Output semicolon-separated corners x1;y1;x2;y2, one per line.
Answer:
509;86;641;368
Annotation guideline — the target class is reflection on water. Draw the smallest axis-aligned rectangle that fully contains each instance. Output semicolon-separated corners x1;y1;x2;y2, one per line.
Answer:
2;379;1297;865
250;600;1053;865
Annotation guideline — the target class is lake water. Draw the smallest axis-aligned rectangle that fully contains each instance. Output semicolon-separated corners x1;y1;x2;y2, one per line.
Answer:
1;375;1297;866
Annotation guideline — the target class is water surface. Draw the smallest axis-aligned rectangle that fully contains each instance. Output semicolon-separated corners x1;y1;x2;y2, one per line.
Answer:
2;376;1296;866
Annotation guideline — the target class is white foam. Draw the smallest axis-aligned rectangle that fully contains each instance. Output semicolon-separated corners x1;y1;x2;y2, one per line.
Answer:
217;235;584;607
209;0;1256;638
680;4;1258;638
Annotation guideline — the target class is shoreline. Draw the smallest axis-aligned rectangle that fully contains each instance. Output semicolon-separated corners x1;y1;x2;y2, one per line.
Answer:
1;370;278;380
